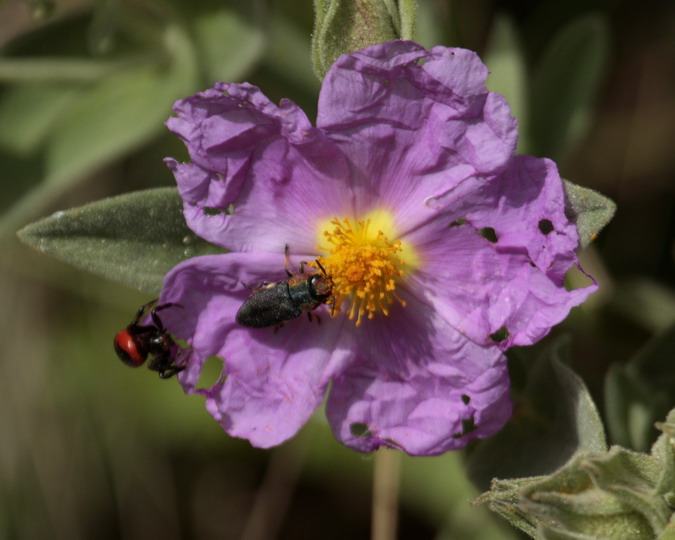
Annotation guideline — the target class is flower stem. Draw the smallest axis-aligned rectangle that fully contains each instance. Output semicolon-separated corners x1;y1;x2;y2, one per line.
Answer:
371;448;401;540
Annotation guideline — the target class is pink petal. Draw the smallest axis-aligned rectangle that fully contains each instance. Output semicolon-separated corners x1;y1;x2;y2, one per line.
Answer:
166;83;352;253
326;294;511;456
159;253;352;447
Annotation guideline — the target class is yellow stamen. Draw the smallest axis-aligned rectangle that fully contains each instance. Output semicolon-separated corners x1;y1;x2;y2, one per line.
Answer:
313;212;414;326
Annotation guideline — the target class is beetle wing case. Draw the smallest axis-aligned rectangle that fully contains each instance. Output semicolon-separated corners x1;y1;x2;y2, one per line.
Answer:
235;282;302;328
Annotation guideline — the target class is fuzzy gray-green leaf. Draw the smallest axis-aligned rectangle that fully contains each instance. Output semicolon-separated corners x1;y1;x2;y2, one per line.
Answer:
312;0;401;80
477;410;675;540
563;179;616;248
467;337;606;491
653;409;675;504
397;0;417;40
478;448;671;539
17;188;224;295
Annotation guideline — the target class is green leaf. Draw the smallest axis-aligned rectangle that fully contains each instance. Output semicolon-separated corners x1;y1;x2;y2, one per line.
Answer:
16;188;224;295
396;0;417;40
45;23;197;188
0;83;80;155
312;0;402;80
656;521;675;540
529;14;610;161
563;179;616;248
610;279;675;333
605;325;675;451
467;337;606;491
27;0;56;20
484;15;528;153
414;0;455;50
473;477;540;538
87;0;120;55
604;365;654;451
0;21;198;237
0;57;136;82
45;66;172;183
476;408;675;539
263;11;321;96
191;8;265;82
477;447;671;540
653;409;675;505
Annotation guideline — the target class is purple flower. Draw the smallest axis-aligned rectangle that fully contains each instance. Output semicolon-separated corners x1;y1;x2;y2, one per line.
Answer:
159;41;596;456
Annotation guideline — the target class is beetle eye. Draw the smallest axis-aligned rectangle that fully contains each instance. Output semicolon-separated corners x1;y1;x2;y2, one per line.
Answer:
308;274;332;299
309;275;324;290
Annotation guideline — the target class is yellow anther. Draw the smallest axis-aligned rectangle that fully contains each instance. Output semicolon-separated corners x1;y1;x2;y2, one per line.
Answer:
312;214;412;326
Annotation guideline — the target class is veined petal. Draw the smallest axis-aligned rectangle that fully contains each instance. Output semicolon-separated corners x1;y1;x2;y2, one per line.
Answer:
158;40;599;456
158;253;352;448
166;82;352;253
326;293;511;456
425;155;582;274
317;41;518;233
403;157;597;348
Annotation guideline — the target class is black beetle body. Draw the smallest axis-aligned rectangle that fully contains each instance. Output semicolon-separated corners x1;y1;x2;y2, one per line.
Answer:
235;247;333;328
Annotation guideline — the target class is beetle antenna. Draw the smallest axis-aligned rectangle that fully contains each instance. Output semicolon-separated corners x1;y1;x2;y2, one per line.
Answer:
315;259;327;276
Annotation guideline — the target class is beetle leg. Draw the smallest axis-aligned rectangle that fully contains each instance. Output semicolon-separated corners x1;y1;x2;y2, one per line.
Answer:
242;280;270;292
149;303;183;331
158;366;185;379
154;302;182;313
148;351;184;379
306;312;322;325
130;299;158;326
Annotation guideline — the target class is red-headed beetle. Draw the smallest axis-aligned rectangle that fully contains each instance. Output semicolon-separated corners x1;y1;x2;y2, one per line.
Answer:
114;300;184;379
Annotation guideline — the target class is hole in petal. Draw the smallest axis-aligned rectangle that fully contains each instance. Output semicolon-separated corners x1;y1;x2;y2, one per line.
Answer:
226;203;235;215
450;217;467;228
538;219;554;235
350;422;372;437
479;227;498;243
461;394;471;405
203;206;224;216
194;355;226;390
173;336;189;349
453;417;476;438
383;438;404;450
489;326;510;343
462;417;476;433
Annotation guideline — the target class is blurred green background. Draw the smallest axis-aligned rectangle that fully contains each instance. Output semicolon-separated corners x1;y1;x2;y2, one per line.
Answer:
1;0;674;538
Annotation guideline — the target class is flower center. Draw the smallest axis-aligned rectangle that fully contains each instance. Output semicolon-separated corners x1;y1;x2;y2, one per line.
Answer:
314;214;411;326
